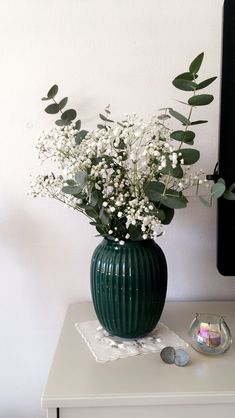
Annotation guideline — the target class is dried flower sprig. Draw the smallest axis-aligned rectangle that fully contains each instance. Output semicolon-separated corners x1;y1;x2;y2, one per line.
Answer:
30;53;234;242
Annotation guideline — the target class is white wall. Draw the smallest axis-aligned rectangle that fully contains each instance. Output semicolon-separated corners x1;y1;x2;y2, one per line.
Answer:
0;0;234;417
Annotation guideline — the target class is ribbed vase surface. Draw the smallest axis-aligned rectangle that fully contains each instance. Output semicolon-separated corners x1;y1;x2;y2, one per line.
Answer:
90;238;167;338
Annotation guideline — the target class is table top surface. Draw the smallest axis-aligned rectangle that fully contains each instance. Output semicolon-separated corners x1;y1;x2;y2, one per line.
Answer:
41;301;235;408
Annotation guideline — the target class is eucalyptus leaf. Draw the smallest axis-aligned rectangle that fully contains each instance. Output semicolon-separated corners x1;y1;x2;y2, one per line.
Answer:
177;149;200;165
75;171;87;188
75;130;88;145
223;190;235;200
44;103;60;114
85;206;99;219
47;85;58;99
160;161;184;178
99;207;110;225
218;178;226;185
61;109;77;122
188;120;208;125
196;77;217;90
174;99;190;106
159;205;175;225
174;72;195;81
55;119;65;126
99;113;114;123
75;120;81;130
188;94;214;106
66;179;76;186
95;225;107;235
128;224;143;241
228;182;235;192
172;78;197;91
117;138;126;150
97;124;107;130
144;181;165;202
58;97;68;110
163;189;188;209
150;207;166;222
169;109;190;125
62;185;82;195
189;52;204;75
90;190;99;207
170;130;195;144
158;114;171;120
211;181;226;199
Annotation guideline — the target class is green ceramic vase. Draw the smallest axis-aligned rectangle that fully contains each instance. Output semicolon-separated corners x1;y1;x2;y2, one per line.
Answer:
90;238;167;338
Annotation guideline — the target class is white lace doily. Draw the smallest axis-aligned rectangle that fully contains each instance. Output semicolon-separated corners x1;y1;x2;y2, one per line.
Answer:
75;320;188;362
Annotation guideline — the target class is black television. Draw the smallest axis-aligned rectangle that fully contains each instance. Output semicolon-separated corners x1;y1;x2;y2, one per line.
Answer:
217;0;235;276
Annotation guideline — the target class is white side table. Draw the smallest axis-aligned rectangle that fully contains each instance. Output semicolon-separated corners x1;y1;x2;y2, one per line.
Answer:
41;301;235;418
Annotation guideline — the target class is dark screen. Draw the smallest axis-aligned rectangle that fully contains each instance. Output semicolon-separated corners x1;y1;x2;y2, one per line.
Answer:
217;0;235;275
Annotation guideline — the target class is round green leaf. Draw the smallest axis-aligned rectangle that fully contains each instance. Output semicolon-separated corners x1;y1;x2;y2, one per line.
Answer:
211;181;226;199
172;78;197;91
223;190;235;200
44;103;60;114
163;190;188;209
66;179;76;186
47;84;58;99
188;94;214;106
61;109;77;122
170;130;195;144
217;178;225;185
62;185;82;195
160;161;184;179
55;119;65;126
144;181;165;202
150;207;166;222
127;225;143;241
75;171;87;187
159;204;175;225
177;148;200;165
173;72;198;81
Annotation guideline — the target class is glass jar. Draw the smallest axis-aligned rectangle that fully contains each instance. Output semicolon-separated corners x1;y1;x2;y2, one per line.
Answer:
188;313;232;355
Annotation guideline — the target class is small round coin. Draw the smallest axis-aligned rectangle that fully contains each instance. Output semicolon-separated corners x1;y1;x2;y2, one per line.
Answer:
174;349;190;367
160;346;176;364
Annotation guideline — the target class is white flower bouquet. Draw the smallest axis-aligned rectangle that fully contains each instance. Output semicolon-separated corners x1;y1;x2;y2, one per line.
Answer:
30;53;230;243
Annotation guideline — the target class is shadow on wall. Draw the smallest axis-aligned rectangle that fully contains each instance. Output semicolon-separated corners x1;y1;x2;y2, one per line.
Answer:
0;197;93;307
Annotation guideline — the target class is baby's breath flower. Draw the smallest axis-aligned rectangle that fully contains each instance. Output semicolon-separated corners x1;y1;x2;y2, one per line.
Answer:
30;110;209;241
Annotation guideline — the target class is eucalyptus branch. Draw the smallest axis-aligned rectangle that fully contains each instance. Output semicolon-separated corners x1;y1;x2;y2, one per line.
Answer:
31;52;222;242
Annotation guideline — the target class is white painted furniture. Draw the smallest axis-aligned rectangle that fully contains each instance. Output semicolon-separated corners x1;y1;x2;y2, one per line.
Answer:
41;301;235;418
